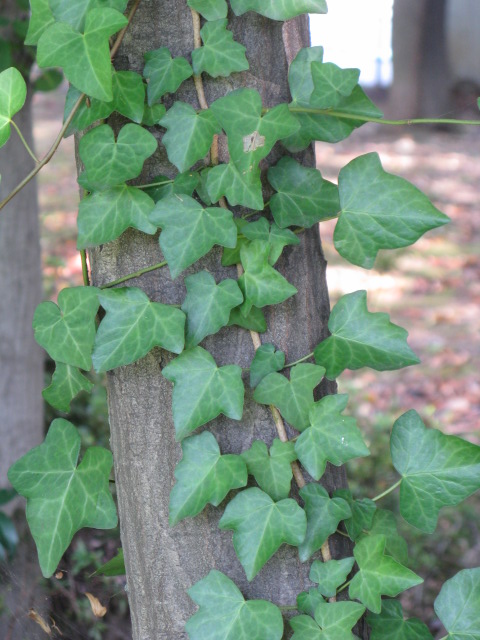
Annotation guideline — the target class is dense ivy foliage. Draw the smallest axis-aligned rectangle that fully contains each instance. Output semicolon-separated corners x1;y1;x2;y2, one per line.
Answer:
1;0;480;638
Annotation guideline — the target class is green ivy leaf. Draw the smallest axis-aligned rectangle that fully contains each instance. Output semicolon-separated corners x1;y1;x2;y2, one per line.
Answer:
391;410;480;533
310;557;355;598
206;162;263;210
268;157;340;228
144;172;199;202
63;86;114;137
192;19;249;78
367;600;433;640
289;47;326;108
434;568;480;640
298;484;351;562
0;67;27;148
25;0;54;45
297;588;325;617
334;153;450;269
93;548;125;576
7;419;117;577
111;70;146;123
187;0;228;20
333;489;376;540
48;0;127;32
290;601;365;640
295;394;370;481
186;570;284;640
230;0;327;20
160;102;221;172
349;535;423;613
253;363;325;431
42;363;94;413
142;102;167;126
221;218;250;266
169;432;247;526
243;217;300;265
77;186;156;249
358;509;408;565
93;288;186;372
238;240;297;313
314;290;419;380
143;47;193;105
228;304;267;332
182;271;243;348
241;439;296;501
249;343;285;388
219;487;306;580
162;346;244;440
78;124;157;191
149;194;237;279
33;287;99;371
37;9;127;101
310;61;360;109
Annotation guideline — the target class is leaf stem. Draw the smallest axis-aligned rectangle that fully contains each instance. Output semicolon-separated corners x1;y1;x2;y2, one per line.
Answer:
372;479;402;503
10;120;39;163
336;579;351;594
284;352;314;368
80;250;90;286
136;179;174;190
99;261;168;289
335;528;350;538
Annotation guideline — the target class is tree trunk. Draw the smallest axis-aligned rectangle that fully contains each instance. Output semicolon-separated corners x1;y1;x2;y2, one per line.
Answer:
389;0;452;118
87;3;352;638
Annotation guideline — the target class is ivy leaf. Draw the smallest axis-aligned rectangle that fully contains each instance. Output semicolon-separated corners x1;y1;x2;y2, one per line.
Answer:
314;290;419;380
391;410;480;533
33;287;99;371
111;70;146;123
249;343;285;388
169;432;247;526
334;153;450;269
144;172;199;202
238;240;297;313
358;509;408;565
348;535;423;613
7;419;117;578
42;363;94;413
0;67;27;148
25;0;54;46
241;439;297;501
289;47;326;108
297;588;325;617
228;305;267;333
310;61;360;109
434;568;480;640
253;363;325;431
206;162;263;210
160;102;221;172
367;600;434;640
310;558;355;598
78;124;157;191
219;487;306;580
242;217;300;265
48;0;127;32
295;394;370;481
142;102;167;126
77;186;156;249
143;47;193;105
187;0;228;20
93;288;186;372
290;601;365;640
268;157;340;229
93;548;125;577
186;570;284;640
162;347;244;440
333;489;376;540
221;218;249;266
182;271;243;348
192;19;249;78
63;86;114;137
37;9;128;102
149;194;237;279
298;484;352;562
230;0;327;20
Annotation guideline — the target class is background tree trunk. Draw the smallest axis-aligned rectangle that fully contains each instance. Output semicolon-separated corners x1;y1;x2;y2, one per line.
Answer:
87;3;354;638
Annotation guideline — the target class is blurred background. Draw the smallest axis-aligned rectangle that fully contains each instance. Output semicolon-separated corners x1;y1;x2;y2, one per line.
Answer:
1;0;479;637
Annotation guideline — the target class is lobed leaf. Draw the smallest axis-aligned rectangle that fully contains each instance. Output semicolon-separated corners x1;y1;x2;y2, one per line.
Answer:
192;19;249;78
0;67;27;148
206;161;263;210
169;432;247;525
241;439;297;501
228;304;267;333
42;363;94;413
391;410;480;533
230;0;327;20
48;0;127;32
314;290;419;379
290;601;365;640
187;0;228;20
434;568;480;640
296;588;325;617
333;489;376;540
25;0;54;45
8;419;117;577
242;217;300;265
310;61;360;109
249;343;285;388
358;509;408;565
309;557;355;598
111;70;146;123
162;347;244;440
367;600;433;640
143;47;193;105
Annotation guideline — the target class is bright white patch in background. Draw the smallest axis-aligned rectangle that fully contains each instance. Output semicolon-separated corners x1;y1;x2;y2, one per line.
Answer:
310;0;394;86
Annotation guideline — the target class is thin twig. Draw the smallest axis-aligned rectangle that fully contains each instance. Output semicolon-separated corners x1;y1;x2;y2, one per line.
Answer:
190;8;209;110
110;0;143;59
99;261;168;289
10;120;39;163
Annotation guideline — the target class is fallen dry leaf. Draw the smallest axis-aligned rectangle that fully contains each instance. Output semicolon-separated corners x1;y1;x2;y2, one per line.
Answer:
85;592;107;617
28;609;51;635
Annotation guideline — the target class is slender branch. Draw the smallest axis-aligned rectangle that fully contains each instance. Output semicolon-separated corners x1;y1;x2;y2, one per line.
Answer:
190;8;209;111
336;579;351;594
110;0;143;59
137;179;174;190
284;352;314;368
80;249;90;286
99;261;168;289
372;479;402;502
10;120;39;163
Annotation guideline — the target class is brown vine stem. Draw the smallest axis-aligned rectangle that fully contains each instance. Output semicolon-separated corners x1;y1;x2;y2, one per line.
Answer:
190;8;209;111
110;0;143;60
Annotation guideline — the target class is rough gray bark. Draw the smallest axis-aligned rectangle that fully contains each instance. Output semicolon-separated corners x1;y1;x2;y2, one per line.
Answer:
389;0;452;118
87;3;354;638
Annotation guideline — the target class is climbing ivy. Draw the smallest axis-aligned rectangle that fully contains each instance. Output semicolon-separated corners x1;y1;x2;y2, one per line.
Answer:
1;1;480;638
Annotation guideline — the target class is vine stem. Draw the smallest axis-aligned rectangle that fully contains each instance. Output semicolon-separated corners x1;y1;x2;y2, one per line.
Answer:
284;352;314;368
336;579;351;594
190;8;209;111
80;249;90;286
372;479;402;502
10;120;39;163
99;261;168;289
110;0;143;59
